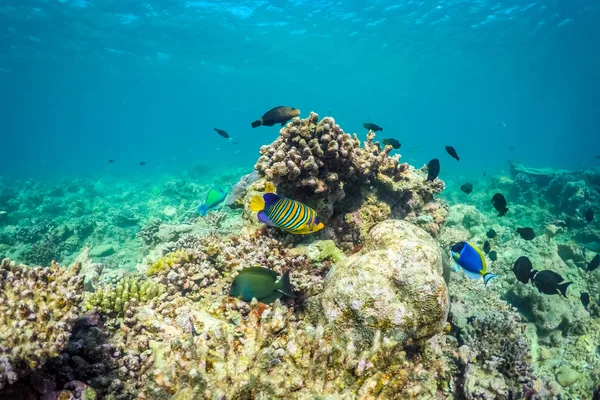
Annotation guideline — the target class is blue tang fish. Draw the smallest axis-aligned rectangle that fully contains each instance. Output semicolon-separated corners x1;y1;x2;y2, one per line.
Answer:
451;241;497;286
198;186;228;216
250;189;324;235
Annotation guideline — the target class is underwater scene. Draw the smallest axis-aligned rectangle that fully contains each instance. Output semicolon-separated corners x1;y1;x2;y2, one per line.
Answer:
1;0;600;399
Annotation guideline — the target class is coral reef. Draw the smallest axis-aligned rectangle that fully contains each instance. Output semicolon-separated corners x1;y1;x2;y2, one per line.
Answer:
311;220;449;349
0;259;84;389
247;112;447;249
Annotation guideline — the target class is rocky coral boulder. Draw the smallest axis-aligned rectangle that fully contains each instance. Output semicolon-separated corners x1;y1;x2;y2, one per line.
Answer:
311;219;449;349
0;258;84;389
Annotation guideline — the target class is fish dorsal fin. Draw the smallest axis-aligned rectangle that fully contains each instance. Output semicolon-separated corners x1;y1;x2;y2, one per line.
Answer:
240;266;279;279
263;193;282;209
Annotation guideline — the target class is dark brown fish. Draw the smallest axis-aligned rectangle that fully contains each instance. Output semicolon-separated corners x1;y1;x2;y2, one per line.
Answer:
363;122;383;132
483;241;491;254
108;159;114;164
581;292;590;310
460;183;473;194
214;128;231;139
445;146;460;161
588;253;599;272
251;106;300;128
491;193;508;216
516;227;536;240
139;161;147;166
585;209;594;223
532;270;572;297
426;159;440;182
381;138;400;149
513;256;536;284
489;250;497;261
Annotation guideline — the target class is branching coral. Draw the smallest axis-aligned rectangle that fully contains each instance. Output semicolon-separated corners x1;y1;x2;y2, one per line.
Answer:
85;277;166;316
0;258;84;389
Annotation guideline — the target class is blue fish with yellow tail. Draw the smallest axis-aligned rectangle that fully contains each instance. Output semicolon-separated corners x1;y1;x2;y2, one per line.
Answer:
451;241;497;286
198;186;228;216
250;190;324;235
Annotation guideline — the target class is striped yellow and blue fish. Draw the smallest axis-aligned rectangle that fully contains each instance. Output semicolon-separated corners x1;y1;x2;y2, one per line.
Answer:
250;187;324;234
451;241;497;286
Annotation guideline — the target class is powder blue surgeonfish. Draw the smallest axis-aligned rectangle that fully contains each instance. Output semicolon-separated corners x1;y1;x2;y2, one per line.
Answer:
198;186;228;216
451;241;497;286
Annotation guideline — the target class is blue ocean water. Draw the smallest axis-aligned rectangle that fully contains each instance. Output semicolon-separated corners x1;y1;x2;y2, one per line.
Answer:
0;0;599;180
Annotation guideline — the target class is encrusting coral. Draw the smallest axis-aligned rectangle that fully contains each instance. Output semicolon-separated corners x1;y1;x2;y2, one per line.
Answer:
0;258;84;389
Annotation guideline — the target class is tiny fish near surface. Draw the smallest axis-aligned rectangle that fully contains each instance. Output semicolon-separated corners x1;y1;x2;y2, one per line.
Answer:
491;193;508;216
363;122;383;132
426;159;440;182
445;146;460;161
214;128;231;139
516;227;536;240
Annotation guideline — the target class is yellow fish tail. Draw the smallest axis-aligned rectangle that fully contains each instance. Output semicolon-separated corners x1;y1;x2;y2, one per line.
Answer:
250;195;265;212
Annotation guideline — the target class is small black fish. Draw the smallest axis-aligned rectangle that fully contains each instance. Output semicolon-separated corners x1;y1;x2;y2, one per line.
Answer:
381;138;401;149
445;146;460;161
251;106;300;128
588;253;599;272
214;128;230;139
581;292;590;310
532;270;572;297
139;161;147;166
585;209;594;223
491;193;508;216
508;146;515;151
595;155;600;159
108;159;114;164
426;159;440;182
486;229;497;239
483;241;491;254
489;250;497;261
483;172;487;176
516;227;536;240
513;256;537;284
363;122;383;132
460;183;473;194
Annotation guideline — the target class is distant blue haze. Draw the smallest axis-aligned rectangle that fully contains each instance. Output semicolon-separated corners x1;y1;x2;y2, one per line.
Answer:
1;0;599;179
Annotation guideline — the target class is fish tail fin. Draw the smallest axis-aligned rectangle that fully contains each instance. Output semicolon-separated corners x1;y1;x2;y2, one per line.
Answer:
483;273;498;287
530;269;538;282
251;119;262;128
250;196;265;212
197;204;208;216
279;270;292;296
456;156;460;161
558;281;572;297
